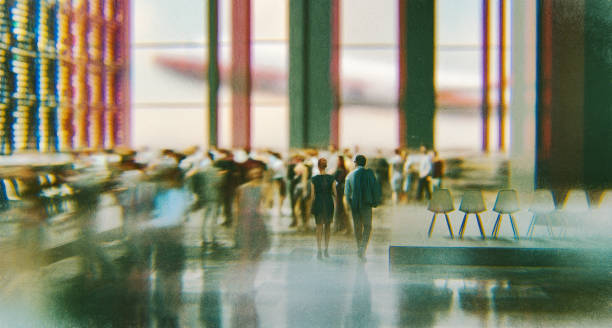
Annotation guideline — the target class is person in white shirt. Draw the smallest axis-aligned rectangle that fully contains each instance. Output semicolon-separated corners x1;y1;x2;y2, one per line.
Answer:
415;146;433;201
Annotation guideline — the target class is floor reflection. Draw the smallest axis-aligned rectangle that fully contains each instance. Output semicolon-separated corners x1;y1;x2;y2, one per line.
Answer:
3;204;612;327
285;258;349;328
345;265;376;328
397;283;452;328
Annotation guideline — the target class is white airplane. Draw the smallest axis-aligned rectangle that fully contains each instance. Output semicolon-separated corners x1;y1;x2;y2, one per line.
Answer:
153;46;484;109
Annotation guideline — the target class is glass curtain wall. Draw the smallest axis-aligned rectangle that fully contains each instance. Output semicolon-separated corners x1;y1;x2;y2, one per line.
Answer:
132;0;288;151
131;0;206;150
250;0;288;151
217;0;288;151
434;0;510;151
340;0;398;152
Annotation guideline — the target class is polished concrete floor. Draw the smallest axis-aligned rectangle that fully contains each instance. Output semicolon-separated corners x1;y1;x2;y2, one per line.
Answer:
1;198;612;327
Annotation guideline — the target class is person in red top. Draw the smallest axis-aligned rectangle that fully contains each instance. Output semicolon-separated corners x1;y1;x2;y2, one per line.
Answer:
431;151;444;191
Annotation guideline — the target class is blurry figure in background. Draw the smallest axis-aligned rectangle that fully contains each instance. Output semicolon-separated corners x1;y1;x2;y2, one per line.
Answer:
305;149;319;176
287;154;303;227
317;145;339;177
156;149;182;167
187;152;223;250
237;148;267;185
403;149;420;201
389;148;405;204
145;167;192;328
293;158;314;231
114;150;149;236
333;155;352;235
8;168;47;268
416;147;433;201
370;149;390;203
403;146;432;201
431;151;445;191
234;166;271;278
66;166;120;279
234;166;271;259
178;145;204;171
311;158;336;259
342;148;355;171
345;155;381;262
215;149;240;227
228;166;270;328
267;151;287;216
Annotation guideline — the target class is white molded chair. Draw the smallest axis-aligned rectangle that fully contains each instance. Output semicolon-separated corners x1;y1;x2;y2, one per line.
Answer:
458;190;487;239
427;189;455;238
491;189;520;239
527;189;556;238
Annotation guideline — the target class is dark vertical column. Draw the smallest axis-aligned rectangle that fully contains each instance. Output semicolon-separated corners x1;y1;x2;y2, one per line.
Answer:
536;0;585;190
498;0;507;151
398;0;435;149
481;0;491;152
289;0;307;149
289;0;333;149
583;0;612;189
306;0;333;149
330;0;340;149
208;0;219;147
231;0;251;149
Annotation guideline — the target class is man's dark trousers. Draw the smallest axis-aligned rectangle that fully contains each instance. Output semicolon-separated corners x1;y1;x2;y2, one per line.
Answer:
352;205;372;257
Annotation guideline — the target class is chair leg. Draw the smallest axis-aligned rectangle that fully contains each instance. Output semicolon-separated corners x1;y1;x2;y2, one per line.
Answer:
444;213;454;239
428;213;437;238
459;213;468;239
527;214;536;239
476;213;486;240
509;214;519;240
494;214;503;239
491;214;501;239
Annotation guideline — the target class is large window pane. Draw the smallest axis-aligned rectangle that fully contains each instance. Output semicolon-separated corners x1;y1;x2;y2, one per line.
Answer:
252;105;288;150
132;107;205;149
341;49;397;106
340;106;398;152
131;48;206;105
253;0;287;41
436;49;481;91
436;0;482;46
132;0;205;44
435;110;482;151
252;43;288;106
342;0;397;45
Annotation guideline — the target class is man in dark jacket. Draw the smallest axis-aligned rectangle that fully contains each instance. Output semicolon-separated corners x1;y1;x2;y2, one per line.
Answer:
344;154;381;261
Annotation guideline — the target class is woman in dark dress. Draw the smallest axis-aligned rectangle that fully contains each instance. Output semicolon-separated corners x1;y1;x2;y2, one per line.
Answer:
310;158;336;259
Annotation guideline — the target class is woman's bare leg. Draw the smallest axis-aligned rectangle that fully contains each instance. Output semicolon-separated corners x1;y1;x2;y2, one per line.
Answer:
324;223;331;257
316;223;323;258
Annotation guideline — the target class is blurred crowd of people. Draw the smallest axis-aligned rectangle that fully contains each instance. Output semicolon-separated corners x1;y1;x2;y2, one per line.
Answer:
0;145;443;326
0;144;445;254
